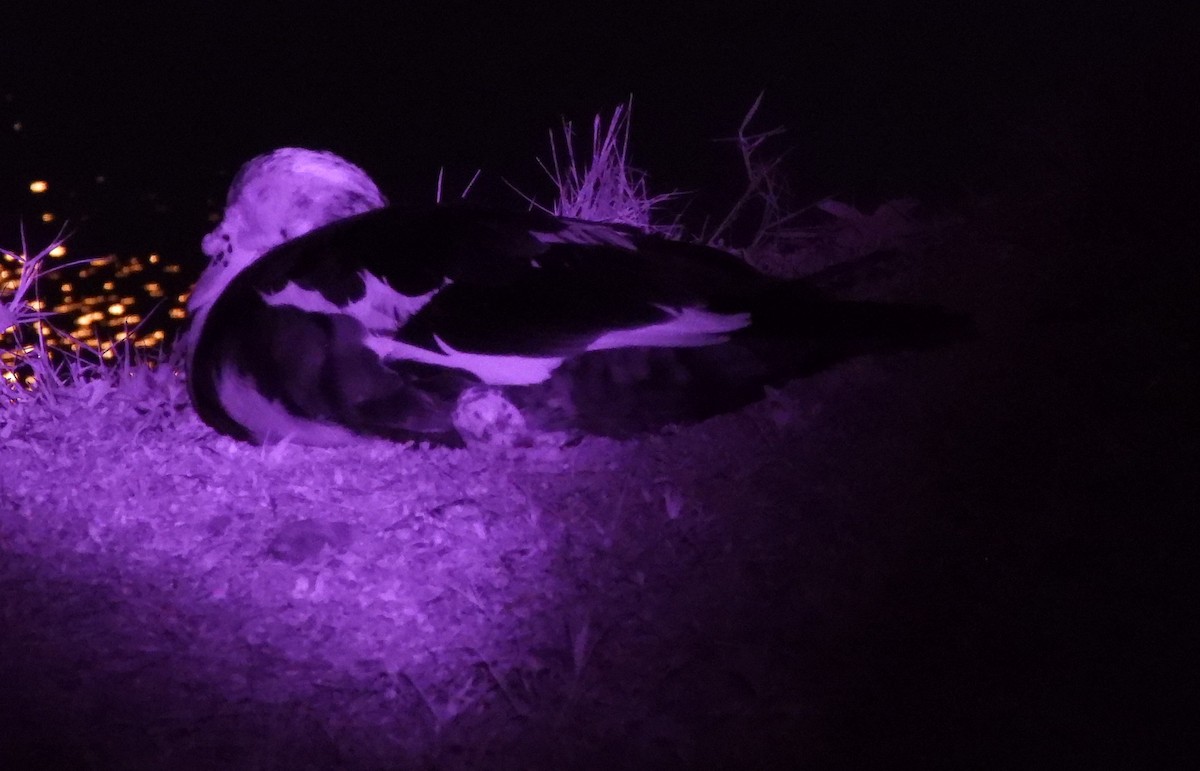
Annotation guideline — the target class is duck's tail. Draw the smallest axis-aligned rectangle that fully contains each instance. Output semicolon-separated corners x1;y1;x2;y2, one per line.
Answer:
745;288;976;373
508;292;973;438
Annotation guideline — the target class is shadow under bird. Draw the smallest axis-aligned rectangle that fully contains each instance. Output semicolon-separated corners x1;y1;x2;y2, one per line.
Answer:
186;148;970;446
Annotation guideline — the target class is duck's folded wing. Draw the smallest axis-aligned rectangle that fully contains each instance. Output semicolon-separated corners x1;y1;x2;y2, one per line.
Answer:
196;205;762;400
364;270;752;386
340;216;757;385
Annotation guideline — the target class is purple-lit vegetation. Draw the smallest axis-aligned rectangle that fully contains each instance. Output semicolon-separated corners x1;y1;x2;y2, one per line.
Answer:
1;103;962;768
513;98;682;236
1;230;187;423
1;229;72;396
2;233;158;397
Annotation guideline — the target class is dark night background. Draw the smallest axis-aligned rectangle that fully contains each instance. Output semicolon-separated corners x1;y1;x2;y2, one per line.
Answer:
3;2;1191;265
2;1;1196;767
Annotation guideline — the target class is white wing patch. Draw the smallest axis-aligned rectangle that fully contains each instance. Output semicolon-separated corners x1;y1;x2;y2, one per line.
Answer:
215;364;358;445
587;305;751;351
262;271;443;331
363;304;746;385
364;334;564;386
530;221;638;251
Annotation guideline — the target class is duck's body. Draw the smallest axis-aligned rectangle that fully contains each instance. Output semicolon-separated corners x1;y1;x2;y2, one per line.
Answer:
187;149;968;446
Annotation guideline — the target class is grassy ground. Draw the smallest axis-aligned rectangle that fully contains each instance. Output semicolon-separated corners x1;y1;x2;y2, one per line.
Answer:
0;107;1190;769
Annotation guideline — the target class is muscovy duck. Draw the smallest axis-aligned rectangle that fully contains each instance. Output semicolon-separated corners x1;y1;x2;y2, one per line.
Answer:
187;148;968;446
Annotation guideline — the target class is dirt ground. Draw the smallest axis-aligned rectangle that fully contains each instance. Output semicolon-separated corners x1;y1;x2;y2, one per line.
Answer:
0;186;1192;768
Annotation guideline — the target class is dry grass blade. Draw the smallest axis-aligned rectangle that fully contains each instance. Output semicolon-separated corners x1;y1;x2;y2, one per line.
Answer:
434;167;482;204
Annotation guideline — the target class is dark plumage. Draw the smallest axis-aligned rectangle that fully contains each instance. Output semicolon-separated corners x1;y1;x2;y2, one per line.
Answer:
187;149;970;446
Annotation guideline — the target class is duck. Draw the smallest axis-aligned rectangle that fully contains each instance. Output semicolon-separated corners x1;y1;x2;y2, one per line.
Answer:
186;147;969;446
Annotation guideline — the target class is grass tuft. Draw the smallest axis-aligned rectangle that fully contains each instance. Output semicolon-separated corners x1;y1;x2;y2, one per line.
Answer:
1;228;186;413
2;227;75;401
510;98;683;236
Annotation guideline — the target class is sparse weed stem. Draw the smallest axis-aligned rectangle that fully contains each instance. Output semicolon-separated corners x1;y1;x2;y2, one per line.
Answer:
702;91;810;265
705;93;931;275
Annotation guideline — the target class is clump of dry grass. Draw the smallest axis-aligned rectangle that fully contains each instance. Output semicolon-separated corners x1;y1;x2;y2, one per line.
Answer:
512;98;683;236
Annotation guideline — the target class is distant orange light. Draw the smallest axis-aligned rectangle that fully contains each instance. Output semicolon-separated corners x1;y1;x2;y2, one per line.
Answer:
29;180;48;193
75;311;104;326
49;245;67;258
107;303;125;315
41;212;55;222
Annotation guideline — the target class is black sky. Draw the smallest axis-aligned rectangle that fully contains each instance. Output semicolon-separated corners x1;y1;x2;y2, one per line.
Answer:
2;2;1191;261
